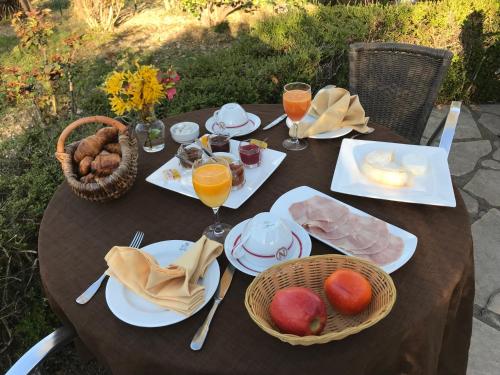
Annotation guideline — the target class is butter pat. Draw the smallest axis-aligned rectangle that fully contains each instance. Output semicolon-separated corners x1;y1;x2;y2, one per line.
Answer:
402;153;428;176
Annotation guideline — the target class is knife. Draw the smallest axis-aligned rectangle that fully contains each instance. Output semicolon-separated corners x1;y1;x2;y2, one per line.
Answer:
190;265;235;350
263;114;287;130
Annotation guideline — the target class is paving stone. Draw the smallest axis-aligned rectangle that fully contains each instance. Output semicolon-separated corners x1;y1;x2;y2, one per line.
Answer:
492;148;500;161
422;106;447;139
486;290;500;315
459;189;479;216
482;159;500;170
471;209;500;306
449;140;492;176
479;103;500;117
478;113;500;136
467;318;500;375
465;170;500;206
421;106;481;142
455;106;482;140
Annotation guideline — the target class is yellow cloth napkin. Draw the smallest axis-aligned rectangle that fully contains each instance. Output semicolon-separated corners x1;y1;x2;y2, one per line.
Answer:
291;86;372;138
105;236;223;316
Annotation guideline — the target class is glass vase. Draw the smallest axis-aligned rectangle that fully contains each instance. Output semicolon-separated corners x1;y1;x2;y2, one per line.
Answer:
135;117;165;153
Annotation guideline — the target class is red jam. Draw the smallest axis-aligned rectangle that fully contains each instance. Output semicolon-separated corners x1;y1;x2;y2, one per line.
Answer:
239;143;261;167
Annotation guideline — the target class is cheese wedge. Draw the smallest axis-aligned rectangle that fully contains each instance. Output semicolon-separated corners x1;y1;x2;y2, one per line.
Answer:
365;150;394;165
361;156;411;187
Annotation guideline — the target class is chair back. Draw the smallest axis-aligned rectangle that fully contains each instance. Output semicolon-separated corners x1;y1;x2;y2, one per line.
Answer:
349;42;453;144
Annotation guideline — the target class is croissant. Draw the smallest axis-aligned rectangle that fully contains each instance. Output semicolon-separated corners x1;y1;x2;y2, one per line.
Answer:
104;142;121;155
79;156;93;176
74;135;102;163
73;127;119;163
91;152;121;176
96;127;119;144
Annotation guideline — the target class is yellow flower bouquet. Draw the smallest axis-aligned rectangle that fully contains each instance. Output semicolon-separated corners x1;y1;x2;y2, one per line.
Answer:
103;62;180;152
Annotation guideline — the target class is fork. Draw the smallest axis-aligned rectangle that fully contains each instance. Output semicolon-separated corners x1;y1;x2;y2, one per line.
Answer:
76;231;144;304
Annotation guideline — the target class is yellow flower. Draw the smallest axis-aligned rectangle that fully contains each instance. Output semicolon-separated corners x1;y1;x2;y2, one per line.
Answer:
104;71;126;96
103;63;167;116
109;95;129;116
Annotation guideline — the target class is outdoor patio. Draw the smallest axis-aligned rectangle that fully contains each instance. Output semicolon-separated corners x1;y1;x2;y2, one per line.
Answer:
423;103;500;374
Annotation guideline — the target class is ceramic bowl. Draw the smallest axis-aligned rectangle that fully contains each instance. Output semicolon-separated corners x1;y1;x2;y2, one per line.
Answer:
170;122;199;144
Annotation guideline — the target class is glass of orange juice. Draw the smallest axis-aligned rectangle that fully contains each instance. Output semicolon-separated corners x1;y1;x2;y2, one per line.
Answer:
192;157;233;240
282;82;312;151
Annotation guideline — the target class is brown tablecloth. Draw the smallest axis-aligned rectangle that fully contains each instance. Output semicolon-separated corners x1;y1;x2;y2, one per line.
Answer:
38;104;474;375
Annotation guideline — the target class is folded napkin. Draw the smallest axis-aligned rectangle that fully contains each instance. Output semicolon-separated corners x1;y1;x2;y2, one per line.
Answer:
105;236;223;316
291;86;372;138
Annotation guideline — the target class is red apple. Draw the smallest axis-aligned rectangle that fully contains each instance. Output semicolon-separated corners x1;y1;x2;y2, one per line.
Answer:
269;287;327;336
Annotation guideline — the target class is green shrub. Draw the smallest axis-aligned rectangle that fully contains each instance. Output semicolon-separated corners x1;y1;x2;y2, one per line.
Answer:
252;0;500;102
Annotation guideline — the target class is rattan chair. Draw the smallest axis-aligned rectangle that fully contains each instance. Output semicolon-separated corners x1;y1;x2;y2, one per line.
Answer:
349;43;453;144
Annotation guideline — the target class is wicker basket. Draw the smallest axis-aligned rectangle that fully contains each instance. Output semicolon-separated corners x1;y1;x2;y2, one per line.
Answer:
55;116;138;202
244;254;396;345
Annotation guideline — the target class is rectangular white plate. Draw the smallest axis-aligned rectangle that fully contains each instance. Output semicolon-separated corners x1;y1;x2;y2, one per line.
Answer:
331;139;456;207
146;140;286;209
270;186;418;273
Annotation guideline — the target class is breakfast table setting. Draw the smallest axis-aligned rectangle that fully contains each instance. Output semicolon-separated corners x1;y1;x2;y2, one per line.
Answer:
38;79;474;375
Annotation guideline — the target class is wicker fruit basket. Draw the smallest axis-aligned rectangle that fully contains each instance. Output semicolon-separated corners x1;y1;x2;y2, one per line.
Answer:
55;116;138;202
245;254;396;345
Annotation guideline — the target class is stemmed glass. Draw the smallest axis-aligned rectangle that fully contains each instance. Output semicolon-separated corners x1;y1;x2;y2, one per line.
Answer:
282;82;312;151
192;157;233;241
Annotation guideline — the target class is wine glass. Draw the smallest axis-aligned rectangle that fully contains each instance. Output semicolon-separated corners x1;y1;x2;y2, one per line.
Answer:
282;82;312;151
192;157;233;241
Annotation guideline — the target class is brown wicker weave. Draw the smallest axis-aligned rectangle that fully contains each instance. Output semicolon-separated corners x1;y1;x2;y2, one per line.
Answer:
245;254;396;345
349;43;453;144
55;116;138;202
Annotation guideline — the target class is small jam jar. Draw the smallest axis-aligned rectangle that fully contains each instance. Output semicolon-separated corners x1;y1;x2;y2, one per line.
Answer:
209;134;230;153
177;144;203;169
229;160;245;190
238;140;261;168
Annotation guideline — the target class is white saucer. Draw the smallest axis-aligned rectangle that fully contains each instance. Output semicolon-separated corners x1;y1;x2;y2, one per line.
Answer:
286;114;352;139
205;112;261;137
105;240;220;327
224;218;312;276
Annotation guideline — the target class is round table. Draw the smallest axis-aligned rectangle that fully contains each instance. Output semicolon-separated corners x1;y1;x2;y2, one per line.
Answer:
39;104;474;375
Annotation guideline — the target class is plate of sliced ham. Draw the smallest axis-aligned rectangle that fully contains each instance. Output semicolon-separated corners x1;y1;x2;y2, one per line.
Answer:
270;186;417;273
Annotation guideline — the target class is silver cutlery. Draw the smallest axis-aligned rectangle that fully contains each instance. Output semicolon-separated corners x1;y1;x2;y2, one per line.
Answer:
190;264;235;350
76;231;144;305
263;114;287;130
195;138;214;158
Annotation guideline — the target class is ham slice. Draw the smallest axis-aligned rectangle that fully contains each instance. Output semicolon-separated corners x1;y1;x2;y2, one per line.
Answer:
288;195;404;267
289;201;309;226
368;236;404;266
304;195;350;222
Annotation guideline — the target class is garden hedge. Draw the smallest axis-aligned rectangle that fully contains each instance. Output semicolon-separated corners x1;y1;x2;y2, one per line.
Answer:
161;0;499;114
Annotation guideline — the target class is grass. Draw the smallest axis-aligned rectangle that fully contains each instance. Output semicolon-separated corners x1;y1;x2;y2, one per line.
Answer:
0;0;498;372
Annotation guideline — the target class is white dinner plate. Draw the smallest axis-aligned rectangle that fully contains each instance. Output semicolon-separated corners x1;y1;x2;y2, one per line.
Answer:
205;112;261;137
145;140;286;209
286;114;352;139
224;217;312;276
270;186;418;274
105;240;220;328
331;139;456;207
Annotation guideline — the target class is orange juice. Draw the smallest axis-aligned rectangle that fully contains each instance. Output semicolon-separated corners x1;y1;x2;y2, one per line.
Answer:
192;164;232;208
283;89;312;121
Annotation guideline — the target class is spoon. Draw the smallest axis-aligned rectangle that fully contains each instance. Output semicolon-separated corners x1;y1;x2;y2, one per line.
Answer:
195;138;214;158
